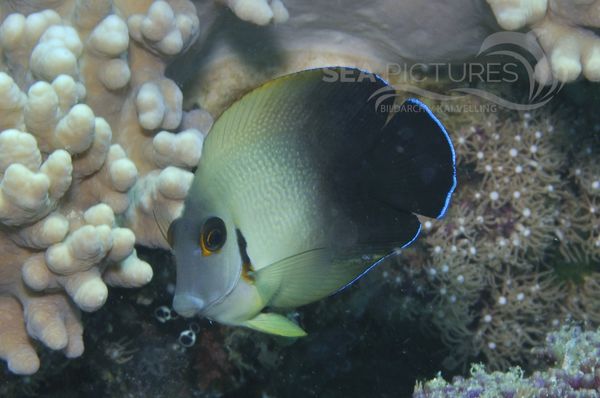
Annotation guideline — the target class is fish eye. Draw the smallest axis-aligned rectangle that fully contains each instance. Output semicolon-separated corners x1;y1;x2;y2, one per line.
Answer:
200;217;227;255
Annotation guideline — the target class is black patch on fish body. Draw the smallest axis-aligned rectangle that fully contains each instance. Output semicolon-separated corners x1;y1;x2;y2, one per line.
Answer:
236;229;251;266
262;68;455;258
236;229;255;282
207;66;455;257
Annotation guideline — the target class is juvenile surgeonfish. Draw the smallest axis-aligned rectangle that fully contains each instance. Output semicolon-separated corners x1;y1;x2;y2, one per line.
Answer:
170;67;456;337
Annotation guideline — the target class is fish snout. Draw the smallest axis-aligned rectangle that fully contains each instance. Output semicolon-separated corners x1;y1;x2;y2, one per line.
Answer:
173;294;205;317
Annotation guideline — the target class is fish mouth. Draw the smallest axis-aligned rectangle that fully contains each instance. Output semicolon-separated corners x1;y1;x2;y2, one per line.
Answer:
173;229;251;319
173;294;206;317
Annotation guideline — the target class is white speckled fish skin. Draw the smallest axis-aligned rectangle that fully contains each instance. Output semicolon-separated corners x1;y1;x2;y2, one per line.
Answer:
194;79;333;271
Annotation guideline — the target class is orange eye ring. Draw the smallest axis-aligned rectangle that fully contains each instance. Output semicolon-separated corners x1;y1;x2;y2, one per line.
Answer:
200;217;226;256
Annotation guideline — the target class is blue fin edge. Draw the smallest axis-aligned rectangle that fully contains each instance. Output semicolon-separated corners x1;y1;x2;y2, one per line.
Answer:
404;98;457;219
334;223;422;295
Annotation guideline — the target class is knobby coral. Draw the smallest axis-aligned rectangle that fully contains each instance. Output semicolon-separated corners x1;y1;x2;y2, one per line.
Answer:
216;0;289;25
487;0;600;83
0;0;207;375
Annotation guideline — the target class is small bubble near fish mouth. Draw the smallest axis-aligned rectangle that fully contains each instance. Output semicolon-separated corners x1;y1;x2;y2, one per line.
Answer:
173;294;205;318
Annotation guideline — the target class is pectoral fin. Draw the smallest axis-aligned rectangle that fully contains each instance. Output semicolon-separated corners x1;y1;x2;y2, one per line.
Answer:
243;313;307;337
255;248;379;309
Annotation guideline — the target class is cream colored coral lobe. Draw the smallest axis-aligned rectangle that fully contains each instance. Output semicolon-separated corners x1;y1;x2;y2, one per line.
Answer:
0;0;203;375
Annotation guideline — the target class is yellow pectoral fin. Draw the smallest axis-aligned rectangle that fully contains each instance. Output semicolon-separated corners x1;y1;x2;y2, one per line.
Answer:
242;313;307;337
255;248;375;309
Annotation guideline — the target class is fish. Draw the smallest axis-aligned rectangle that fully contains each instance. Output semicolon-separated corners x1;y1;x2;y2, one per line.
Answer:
170;67;456;337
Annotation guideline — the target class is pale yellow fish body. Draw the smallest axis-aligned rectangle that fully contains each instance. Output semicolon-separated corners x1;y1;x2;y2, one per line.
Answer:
171;67;456;337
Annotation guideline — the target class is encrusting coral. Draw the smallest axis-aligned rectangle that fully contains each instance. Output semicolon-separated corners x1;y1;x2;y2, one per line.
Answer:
184;0;499;115
186;0;600;116
414;325;600;397
487;0;600;83
0;0;206;375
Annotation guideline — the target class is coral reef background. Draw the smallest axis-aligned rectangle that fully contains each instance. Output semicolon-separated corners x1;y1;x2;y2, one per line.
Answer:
2;81;599;397
389;79;600;373
1;0;600;397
